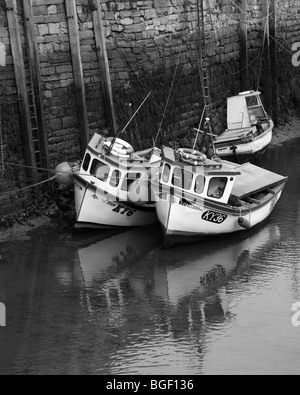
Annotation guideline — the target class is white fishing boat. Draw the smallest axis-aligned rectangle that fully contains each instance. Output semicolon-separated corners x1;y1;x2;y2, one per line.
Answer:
152;146;287;243
214;91;273;162
72;133;161;230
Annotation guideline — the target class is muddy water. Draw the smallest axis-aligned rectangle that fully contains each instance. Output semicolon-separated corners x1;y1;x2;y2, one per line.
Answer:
0;138;300;375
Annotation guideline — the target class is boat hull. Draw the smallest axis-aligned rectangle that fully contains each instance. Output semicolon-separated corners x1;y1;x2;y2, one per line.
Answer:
74;175;157;230
214;126;272;161
156;187;283;240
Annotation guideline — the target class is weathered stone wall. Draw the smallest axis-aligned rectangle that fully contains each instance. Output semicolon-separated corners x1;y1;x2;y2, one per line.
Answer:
0;0;300;214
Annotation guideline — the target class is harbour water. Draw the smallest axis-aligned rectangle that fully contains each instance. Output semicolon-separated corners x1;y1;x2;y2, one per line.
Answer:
0;138;300;375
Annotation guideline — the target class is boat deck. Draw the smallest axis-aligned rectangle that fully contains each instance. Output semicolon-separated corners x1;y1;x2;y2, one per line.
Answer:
214;128;253;144
224;161;287;198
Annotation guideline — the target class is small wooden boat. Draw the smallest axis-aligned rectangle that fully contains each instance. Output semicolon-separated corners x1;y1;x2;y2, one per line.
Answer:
73;133;161;230
214;91;273;162
152;146;287;243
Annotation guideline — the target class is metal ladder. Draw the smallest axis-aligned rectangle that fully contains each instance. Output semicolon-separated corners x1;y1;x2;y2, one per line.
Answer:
23;48;42;170
195;0;217;156
197;0;212;122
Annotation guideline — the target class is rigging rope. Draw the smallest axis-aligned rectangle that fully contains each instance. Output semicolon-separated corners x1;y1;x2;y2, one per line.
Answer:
0;106;4;174
256;22;269;91
153;36;185;148
206;2;267;78
229;0;294;57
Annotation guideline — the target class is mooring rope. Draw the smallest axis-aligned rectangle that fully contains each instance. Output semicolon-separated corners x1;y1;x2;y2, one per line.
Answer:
0;159;159;186
0;175;58;197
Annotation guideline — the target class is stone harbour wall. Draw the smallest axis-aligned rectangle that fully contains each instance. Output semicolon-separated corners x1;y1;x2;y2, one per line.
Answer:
0;0;300;214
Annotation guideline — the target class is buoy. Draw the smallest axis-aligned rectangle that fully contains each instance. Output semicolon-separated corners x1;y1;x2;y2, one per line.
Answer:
54;162;75;185
238;217;251;229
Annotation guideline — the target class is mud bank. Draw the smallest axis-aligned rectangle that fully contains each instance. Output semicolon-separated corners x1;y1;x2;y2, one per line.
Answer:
0;212;76;243
271;116;300;146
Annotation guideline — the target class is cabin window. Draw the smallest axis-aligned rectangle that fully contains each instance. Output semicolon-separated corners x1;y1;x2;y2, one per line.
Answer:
248;106;265;121
207;177;228;199
90;159;110;182
194;175;206;195
172;167;193;190
246;96;259;107
162;164;171;183
183;170;193;190
110;170;121;188
172;167;182;188
121;173;141;191
82;153;91;171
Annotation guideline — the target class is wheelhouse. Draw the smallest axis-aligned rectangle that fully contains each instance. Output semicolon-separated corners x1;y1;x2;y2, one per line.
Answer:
227;91;269;130
77;134;159;202
159;147;241;205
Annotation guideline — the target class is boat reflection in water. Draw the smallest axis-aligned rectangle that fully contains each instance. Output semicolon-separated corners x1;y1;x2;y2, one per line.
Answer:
77;225;162;287
75;222;281;374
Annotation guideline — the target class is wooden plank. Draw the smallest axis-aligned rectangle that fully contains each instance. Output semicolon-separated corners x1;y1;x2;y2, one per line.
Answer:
93;0;117;135
5;0;37;181
22;0;50;170
240;0;248;91
66;0;90;155
269;0;278;126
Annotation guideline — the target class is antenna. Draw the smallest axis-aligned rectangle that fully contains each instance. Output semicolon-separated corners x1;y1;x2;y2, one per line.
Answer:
119;92;152;135
106;92;152;156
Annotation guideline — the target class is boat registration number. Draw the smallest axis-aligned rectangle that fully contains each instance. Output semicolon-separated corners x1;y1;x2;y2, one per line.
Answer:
202;210;227;224
112;204;136;217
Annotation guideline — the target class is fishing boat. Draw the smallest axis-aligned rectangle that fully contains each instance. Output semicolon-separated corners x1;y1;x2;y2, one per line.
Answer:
152;145;287;243
70;133;161;230
214;91;273;162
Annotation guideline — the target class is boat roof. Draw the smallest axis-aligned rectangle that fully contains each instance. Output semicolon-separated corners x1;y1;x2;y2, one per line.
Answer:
228;90;261;101
87;133;159;170
224;161;287;198
162;147;241;176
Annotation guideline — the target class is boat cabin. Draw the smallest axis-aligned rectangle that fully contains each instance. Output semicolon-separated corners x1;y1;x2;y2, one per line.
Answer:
159;147;241;205
227;90;269;131
77;134;160;201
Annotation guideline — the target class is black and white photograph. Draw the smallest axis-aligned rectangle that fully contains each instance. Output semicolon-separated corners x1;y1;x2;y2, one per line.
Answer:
0;0;300;377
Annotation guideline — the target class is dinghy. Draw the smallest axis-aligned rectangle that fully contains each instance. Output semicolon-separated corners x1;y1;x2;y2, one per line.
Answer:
214;91;273;162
